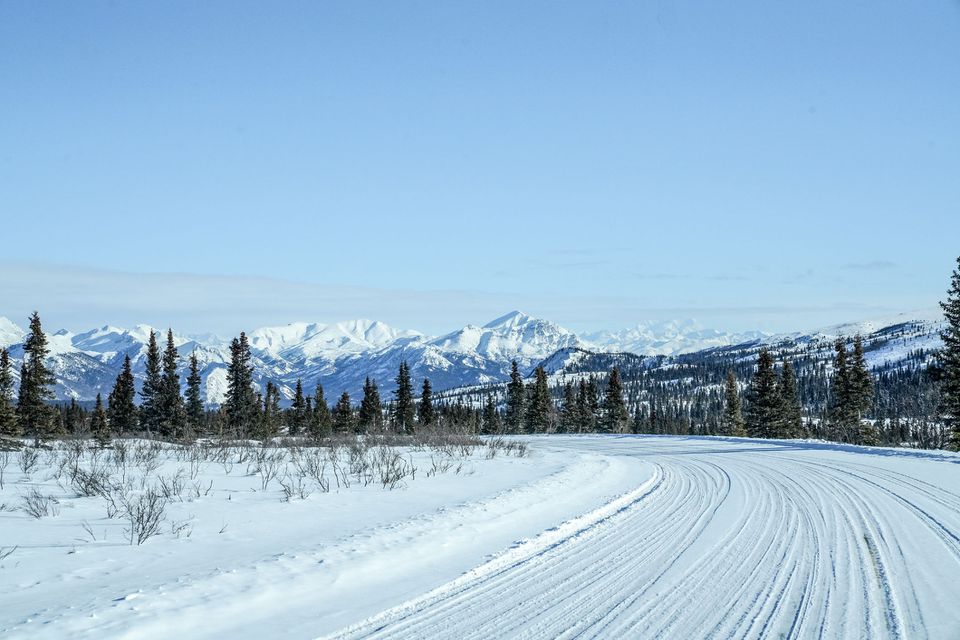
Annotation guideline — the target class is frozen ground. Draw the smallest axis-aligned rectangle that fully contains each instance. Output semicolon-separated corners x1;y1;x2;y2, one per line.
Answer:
2;436;960;639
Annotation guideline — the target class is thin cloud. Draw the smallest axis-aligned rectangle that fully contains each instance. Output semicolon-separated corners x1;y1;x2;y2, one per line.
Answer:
842;261;898;271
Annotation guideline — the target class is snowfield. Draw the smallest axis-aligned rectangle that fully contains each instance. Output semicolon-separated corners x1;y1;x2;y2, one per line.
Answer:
2;436;960;639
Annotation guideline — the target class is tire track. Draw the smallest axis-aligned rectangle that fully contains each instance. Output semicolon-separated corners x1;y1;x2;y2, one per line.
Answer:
328;437;960;640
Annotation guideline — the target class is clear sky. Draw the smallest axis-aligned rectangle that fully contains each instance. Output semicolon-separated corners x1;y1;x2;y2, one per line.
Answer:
1;1;958;336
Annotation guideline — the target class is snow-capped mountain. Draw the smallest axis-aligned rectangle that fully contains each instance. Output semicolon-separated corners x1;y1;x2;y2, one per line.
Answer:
0;316;26;349
584;319;766;356
0;310;943;405
249;319;422;360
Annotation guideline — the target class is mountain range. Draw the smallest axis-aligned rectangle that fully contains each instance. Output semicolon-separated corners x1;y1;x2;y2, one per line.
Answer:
0;310;942;406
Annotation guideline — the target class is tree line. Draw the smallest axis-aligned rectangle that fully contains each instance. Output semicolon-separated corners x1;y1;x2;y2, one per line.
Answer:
2;256;960;449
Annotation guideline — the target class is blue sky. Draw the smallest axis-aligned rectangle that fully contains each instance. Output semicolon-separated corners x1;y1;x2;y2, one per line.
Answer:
1;1;958;335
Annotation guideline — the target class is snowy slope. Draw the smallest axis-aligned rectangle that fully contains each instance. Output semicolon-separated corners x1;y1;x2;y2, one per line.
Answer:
336;436;960;639
0;317;26;349
2;436;959;638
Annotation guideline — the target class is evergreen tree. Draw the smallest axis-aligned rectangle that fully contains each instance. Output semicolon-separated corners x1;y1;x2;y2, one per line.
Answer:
358;377;384;433
225;332;258;437
418;378;434;427
333;392;355;434
140;329;163;435
600;367;629;433
721;371;746;437
107;354;138;436
392;362;415;433
17;312;55;444
778;361;804;438
184;352;205;435
290;379;308;436
65;398;84;434
311;382;332;439
829;338;855;442
158;329;185;439
632;404;645;434
745;348;781;439
575;379;591;433
525;366;552;433
940;256;960;449
505;361;525;433
849;336;879;446
575;377;600;432
0;348;19;436
258;381;282;440
558;382;577;434
481;394;502;434
91;393;110;446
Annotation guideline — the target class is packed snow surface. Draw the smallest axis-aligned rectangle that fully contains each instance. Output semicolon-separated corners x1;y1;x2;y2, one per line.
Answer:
3;436;960;638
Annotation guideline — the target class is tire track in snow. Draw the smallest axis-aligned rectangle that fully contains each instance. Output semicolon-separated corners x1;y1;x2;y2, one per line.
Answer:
328;437;960;640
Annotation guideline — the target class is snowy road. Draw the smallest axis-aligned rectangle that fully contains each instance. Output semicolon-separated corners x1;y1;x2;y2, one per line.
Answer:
333;437;960;639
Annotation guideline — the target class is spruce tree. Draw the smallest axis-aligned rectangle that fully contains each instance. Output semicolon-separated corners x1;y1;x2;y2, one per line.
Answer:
745;348;781;439
91;393;110;447
505;361;525;433
577;377;600;432
290;379;308;436
159;329;185;439
65;398;84;434
600;367;629;433
722;371;746;437
107;354;138;436
358;377;384;433
558;382;577;434
0;348;19;436
829;338;855;442
17;312;55;444
525;366;552;433
418;378;434;428
140;330;163;436
258;381;282;440
575;379;590;433
481;394;502;434
311;382;332;439
184;352;205;435
778;361;804;439
392;362;415;434
940;256;960;449
225;332;258;437
849;335;877;445
632;405;645;434
333;391;355;433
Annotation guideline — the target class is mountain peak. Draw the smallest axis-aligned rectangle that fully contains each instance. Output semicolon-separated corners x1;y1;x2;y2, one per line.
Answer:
0;316;26;349
483;310;536;329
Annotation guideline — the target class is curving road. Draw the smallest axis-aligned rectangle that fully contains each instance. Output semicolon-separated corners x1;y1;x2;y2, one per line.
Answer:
332;436;960;639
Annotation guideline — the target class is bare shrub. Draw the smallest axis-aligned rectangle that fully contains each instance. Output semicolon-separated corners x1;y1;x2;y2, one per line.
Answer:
18;447;40;476
252;448;285;490
21;487;60;518
0;546;17;565
190;479;214;499
171;518;193;539
157;470;187;501
0;451;9;489
69;463;113;498
123;487;168;545
291;447;330;493
278;473;312;501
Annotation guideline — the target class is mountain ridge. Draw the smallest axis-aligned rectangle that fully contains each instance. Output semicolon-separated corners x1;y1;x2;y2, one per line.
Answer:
0;309;943;405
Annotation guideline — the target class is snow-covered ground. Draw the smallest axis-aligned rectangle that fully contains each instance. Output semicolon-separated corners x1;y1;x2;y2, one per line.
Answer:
3;436;960;639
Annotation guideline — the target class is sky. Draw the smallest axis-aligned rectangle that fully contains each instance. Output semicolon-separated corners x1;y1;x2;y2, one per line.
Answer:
1;1;958;336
